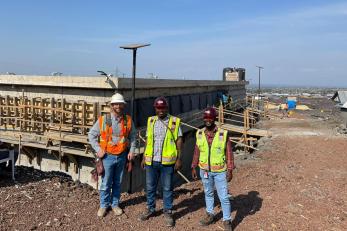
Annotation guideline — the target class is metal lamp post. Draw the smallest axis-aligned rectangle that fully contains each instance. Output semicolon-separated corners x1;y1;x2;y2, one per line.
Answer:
120;43;150;193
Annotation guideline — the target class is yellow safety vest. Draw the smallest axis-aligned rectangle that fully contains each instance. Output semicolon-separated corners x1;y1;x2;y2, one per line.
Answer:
144;115;181;165
196;128;227;172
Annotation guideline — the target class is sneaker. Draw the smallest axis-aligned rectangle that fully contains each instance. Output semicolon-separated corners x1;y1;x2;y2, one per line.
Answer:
223;220;233;231
164;212;175;227
97;208;107;217
199;212;214;226
138;208;154;221
112;206;123;216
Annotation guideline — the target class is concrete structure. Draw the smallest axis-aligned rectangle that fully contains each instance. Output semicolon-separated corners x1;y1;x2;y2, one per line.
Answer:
0;75;246;102
0;74;247;191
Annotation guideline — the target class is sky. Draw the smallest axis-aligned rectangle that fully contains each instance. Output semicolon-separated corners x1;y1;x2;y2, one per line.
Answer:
0;0;346;87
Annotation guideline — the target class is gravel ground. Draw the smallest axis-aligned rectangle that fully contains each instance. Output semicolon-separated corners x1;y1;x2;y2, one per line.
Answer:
1;98;346;231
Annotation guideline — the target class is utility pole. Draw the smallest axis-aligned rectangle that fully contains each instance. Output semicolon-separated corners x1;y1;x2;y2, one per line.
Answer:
256;66;264;95
256;66;264;110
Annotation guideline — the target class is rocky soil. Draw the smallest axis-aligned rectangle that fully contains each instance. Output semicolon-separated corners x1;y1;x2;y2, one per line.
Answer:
1;98;346;231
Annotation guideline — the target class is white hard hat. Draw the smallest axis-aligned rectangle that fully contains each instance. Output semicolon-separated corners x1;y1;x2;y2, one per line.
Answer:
110;93;126;104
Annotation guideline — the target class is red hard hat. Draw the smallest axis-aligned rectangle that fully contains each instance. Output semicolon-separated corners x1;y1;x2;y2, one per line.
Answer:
203;107;217;120
153;97;168;109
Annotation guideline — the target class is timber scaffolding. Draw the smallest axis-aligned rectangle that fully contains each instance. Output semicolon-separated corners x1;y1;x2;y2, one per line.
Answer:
0;75;272;189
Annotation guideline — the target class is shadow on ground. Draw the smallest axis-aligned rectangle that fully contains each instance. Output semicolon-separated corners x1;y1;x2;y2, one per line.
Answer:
231;191;263;229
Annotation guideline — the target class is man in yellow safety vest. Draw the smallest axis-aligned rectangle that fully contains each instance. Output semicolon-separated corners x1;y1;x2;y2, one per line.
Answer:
139;96;183;227
191;107;234;231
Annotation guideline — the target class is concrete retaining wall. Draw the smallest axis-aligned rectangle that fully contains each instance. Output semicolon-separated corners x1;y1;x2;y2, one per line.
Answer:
0;75;247;102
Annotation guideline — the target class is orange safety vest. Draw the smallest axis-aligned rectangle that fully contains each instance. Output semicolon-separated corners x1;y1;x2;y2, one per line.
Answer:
99;114;132;155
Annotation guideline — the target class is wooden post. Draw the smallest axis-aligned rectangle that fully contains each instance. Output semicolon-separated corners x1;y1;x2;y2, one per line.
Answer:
92;102;97;124
30;98;35;132
71;102;76;133
39;98;44;132
59;141;62;170
243;109;249;153
82;101;86;135
18;134;22;165
20;89;27;133
50;98;55;124
5;95;9;129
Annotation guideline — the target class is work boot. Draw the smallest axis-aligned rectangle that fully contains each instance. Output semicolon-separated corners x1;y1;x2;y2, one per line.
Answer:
138;208;154;221
223;220;233;231
164;212;175;227
199;212;214;226
97;208;107;217
112;206;123;216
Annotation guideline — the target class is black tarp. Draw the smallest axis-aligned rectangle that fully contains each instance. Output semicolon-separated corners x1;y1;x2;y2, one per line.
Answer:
168;95;181;115
129;90;224;127
180;94;191;113
199;93;208;109
135;97;156;127
191;94;200;110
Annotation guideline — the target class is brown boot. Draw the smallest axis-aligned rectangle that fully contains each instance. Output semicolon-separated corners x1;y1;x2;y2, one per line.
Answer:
199;212;214;226
97;208;107;217
223;220;233;231
138;208;155;221
112;206;123;216
164;212;175;227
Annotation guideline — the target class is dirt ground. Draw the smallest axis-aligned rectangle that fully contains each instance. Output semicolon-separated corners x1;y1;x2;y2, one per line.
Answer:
1;98;346;231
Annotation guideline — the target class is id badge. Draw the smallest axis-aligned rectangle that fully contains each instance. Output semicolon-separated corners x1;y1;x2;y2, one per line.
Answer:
203;171;209;179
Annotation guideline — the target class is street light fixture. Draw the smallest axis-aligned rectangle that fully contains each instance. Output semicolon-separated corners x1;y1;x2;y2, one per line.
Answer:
120;43;151;122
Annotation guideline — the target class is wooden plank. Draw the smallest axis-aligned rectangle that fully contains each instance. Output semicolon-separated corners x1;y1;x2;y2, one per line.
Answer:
217;122;270;137
45;131;89;144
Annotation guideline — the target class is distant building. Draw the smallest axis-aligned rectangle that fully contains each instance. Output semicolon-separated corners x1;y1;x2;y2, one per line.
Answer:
223;67;246;82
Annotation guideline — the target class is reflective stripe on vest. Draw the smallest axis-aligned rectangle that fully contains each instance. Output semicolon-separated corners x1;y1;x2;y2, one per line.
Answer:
144;115;181;166
99;114;132;155
196;128;227;172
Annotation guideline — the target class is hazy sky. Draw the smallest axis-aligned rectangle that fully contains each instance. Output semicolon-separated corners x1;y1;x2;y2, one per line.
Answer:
0;0;346;87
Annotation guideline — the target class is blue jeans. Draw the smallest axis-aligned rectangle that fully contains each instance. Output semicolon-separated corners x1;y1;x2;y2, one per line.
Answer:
145;161;174;213
200;169;232;221
99;152;126;208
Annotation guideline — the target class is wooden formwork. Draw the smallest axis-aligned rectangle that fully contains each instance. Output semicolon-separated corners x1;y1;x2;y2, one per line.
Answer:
0;95;113;168
214;96;273;153
0;95;110;134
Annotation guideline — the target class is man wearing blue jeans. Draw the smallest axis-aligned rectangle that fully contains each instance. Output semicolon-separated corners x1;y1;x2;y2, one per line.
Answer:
88;93;136;217
139;96;183;227
191;107;234;231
